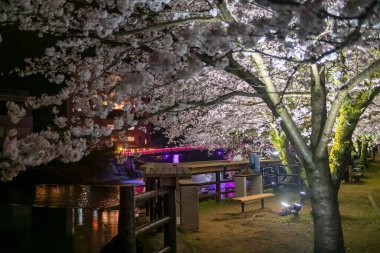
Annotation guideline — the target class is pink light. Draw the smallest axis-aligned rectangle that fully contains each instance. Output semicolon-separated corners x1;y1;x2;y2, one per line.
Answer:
173;154;180;163
124;145;223;156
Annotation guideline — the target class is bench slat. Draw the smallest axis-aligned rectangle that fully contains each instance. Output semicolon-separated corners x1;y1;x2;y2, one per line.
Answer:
232;193;275;213
232;193;274;202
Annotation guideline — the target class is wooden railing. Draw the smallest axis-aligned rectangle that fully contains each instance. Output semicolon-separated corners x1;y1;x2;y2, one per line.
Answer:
190;167;240;202
116;185;177;253
263;164;303;190
184;163;304;201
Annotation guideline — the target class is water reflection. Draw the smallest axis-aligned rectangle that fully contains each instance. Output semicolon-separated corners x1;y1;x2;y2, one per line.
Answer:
34;185;121;208
0;184;143;253
69;208;119;253
0;204;120;253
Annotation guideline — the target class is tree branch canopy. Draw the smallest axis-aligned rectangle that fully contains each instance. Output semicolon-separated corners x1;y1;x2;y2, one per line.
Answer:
316;58;380;158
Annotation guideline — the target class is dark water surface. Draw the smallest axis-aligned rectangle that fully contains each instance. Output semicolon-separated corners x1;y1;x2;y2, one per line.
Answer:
0;184;142;253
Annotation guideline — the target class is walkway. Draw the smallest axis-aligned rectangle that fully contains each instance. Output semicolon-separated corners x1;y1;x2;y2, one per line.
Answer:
181;158;380;253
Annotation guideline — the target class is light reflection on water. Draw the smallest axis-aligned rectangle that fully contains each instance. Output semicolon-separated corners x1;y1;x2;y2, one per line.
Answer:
33;185;121;208
69;208;119;253
0;184;144;253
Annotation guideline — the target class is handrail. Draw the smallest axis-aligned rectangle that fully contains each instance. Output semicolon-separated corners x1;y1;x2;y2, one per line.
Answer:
136;216;170;237
135;188;169;202
106;185;177;253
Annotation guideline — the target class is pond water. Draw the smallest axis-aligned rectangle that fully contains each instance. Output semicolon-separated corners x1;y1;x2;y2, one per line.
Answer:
0;184;144;253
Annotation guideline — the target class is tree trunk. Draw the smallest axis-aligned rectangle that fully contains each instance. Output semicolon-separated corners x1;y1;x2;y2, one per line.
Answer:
307;158;345;253
357;140;362;158
330;139;352;187
270;130;297;167
360;140;369;168
284;138;297;165
330;89;380;188
329;105;358;187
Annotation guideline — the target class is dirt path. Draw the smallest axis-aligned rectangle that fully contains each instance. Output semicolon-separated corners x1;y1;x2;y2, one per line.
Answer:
180;159;380;253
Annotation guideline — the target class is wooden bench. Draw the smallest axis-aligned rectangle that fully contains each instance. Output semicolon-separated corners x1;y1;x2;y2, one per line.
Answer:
232;193;275;213
348;166;363;182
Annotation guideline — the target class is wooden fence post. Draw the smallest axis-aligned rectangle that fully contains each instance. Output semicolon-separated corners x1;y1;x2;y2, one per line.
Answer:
164;186;177;253
215;172;221;202
119;185;136;253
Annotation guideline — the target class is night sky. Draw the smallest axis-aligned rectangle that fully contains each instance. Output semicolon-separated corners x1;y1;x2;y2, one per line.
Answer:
0;25;56;95
0;25;62;130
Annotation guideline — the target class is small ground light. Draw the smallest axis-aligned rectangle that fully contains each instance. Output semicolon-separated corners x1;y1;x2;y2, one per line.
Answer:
279;202;302;217
299;191;306;204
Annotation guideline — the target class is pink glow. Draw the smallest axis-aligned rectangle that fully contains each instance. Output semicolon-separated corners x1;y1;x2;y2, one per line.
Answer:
122;145;213;156
172;154;180;163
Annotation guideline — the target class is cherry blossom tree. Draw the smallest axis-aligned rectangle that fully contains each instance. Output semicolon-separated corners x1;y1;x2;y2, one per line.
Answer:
353;89;380;144
1;1;380;252
351;94;380;166
330;85;380;188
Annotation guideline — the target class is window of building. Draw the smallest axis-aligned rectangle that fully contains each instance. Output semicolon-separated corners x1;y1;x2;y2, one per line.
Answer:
127;136;135;142
144;139;147;145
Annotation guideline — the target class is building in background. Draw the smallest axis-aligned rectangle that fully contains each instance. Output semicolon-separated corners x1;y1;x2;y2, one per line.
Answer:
66;94;161;159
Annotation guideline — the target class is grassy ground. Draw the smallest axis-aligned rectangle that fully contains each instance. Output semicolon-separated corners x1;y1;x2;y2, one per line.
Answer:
179;158;380;253
339;158;380;252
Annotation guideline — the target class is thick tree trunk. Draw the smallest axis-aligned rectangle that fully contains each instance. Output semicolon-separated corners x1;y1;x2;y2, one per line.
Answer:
307;158;345;253
329;108;358;187
330;89;380;188
307;64;344;252
360;140;369;168
284;138;297;165
357;140;362;158
270;130;298;170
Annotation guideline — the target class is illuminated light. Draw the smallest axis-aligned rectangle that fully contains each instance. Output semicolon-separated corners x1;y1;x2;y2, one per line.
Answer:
299;191;306;203
173;154;180;163
280;201;290;207
279;202;302;217
102;212;109;223
78;208;83;225
121;145;236;157
92;210;98;219
113;102;125;110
